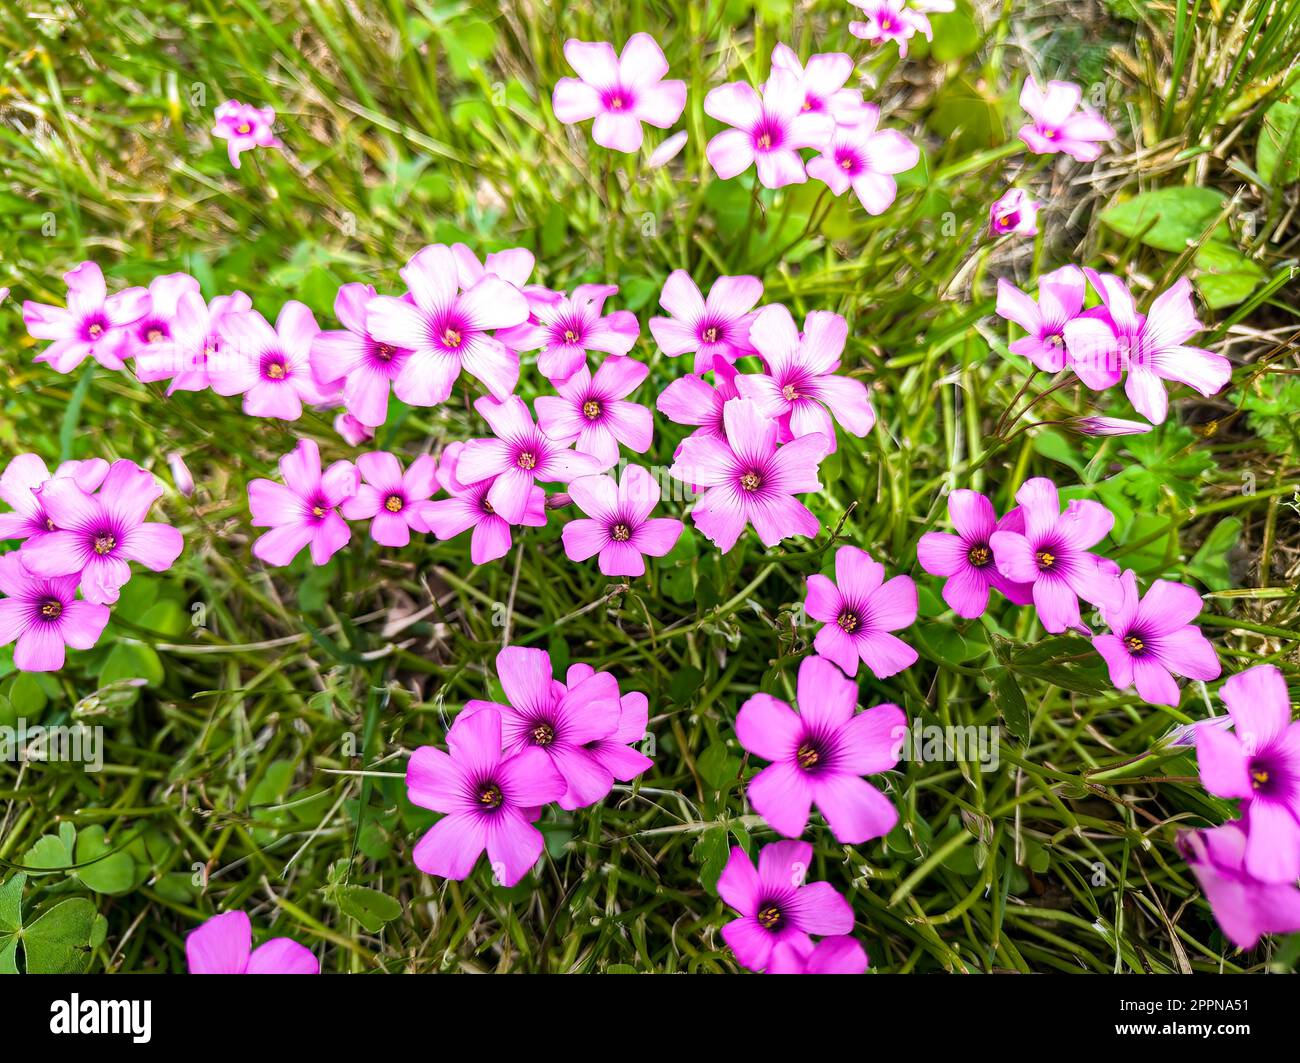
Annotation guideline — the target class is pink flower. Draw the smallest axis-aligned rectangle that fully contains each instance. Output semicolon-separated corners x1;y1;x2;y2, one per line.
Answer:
561;464;683;577
1178;824;1300;950
334;412;375;446
648;271;763;373
656;360;740;443
989;187;1041;237
499;285;639;382
1017;78;1114;162
1195;665;1300;883
847;0;933;57
247;439;359;567
186;911;317;975
717;840;854;973
996;266;1112;385
805;545;918;679
0;454;109;544
167;451;195;498
420;441;546;565
211;101;280;169
1064;272;1232;425
646;130;688;169
559;663;654;783
989;477;1121;633
737;655;904;842
211;302;335;420
736;305;876;449
457;396;605;523
535;355;653;466
340;451;438;548
450;243;537;291
670;398;827;552
805;106;919;214
1092;571;1220;706
704;72;834;188
917;489;1034;618
552;34;686;153
115;273;201;362
768;935;869;975
23;262;148;374
1069;416;1152;437
768;44;866;127
310;284;413;428
19;460;184;606
406;708;566;887
459;646;622;810
0;553;109;672
366;244;529;407
135;290;253;393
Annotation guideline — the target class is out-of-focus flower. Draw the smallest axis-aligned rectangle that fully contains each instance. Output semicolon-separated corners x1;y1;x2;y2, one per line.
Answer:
1178;824;1300;949
646;130;688;169
167;451;195;498
334;411;375;446
847;0;934;58
212;101;280;169
1068;416;1153;437
989;188;1041;237
1017;78;1115;162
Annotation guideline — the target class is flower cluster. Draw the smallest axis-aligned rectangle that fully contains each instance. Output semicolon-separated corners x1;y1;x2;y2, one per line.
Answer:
405;646;651;887
0;455;183;671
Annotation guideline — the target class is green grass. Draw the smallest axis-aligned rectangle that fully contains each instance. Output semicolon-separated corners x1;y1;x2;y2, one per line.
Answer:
1;0;1298;973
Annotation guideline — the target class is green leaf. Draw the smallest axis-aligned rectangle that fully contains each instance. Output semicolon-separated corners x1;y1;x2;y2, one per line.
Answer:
693;826;731;894
21;832;73;876
1009;636;1112;695
1187;517;1242;591
3;672;48;718
0;872;25;933
1194;242;1264;309
73;826;137;896
1257;91;1300;187
930;5;981;62
333;885;402;932
1100;187;1227;252
21;898;106;974
697;743;740;791
99;642;165;687
989;672;1030;742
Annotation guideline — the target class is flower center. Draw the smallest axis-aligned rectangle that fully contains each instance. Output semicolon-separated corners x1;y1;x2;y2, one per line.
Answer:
266;361;286;380
481;497;495;515
478;783;503;809
94;533;117;555
441;327;462;349
757;132;772;149
564;329;579;343
582;399;602;420
40;599;63;620
88;322;104;339
611;523;631;542
756;904;783;930
531;722;556;747
1043;126;1058;140
1045;332;1065;350
781;383;799;402
146;327;165;343
702;326;719;344
739;470;761;492
1035;550;1056;570
1252;769;1270;790
967;544;991;568
311;505;325;518
881;15;898;31
516;451;537;471
45;517;56;531
385;494;404;513
1124;634;1144;654
797;742;821;770
375;343;395;362
837;609;859;633
236;122;252;134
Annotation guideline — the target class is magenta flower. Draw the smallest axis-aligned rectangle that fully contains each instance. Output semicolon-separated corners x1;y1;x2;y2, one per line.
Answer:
500;285;639;383
334;412;375;446
737;305;876;449
0;553;109;672
670;398;827;552
1092;571;1220;706
310;283;413;428
420;441;546;565
989;188;1041;237
917;489;1034;619
656;360;740;443
135;290;253;393
247;439;359;567
648;271;763;373
848;0;933;57
460;646;622;810
19;460;184;606
186;911;317;975
1018;78;1114;162
805;545;918;679
0;454;109;544
717;840;855;973
366;244;529;407
704;72;834;188
407;708;566;887
552;34;686;153
768;935;869;975
737;655;904;842
561;464;683;577
457;396;605;523
211;101;280;169
1195;665;1300;883
768;44;866;127
989;478;1122;633
115;273;201;362
1063;272;1232;425
1178;824;1300;950
340;451;438;548
210;302;334;420
560;663;654;782
805;107;919;214
995;266;1112;385
535;355;653;466
22;262;148;374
